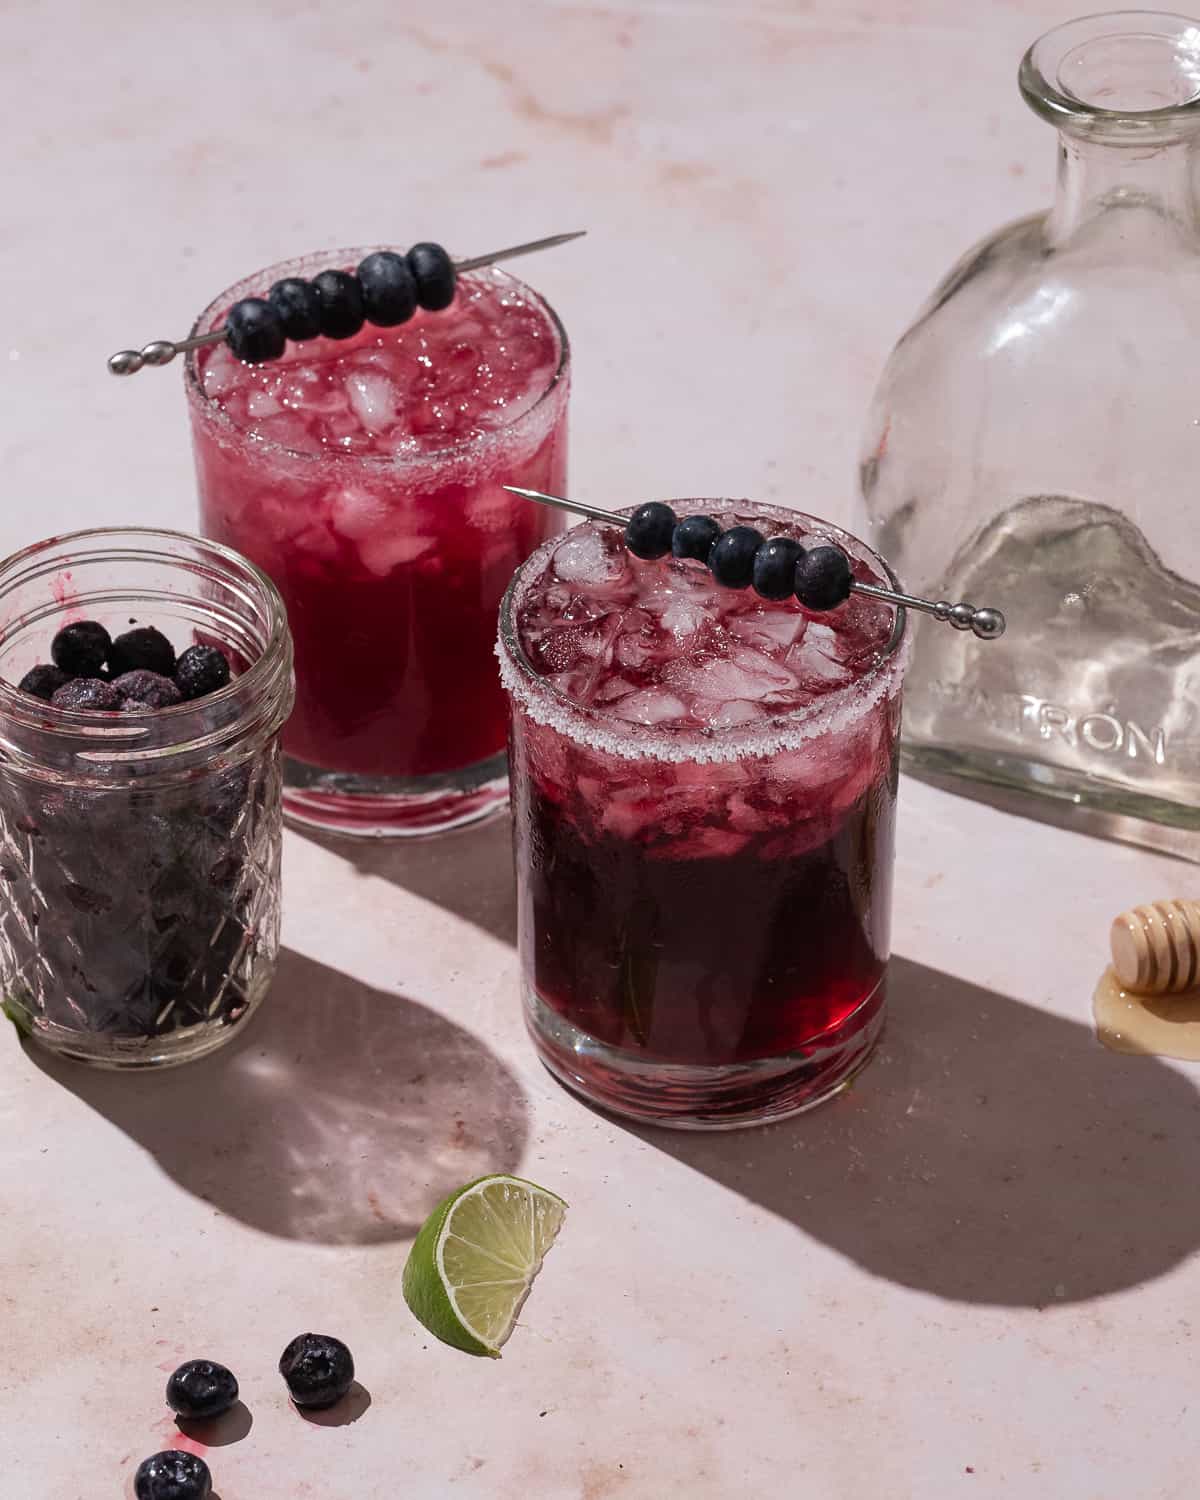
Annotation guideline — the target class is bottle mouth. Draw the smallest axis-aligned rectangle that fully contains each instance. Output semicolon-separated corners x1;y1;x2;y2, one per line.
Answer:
1021;11;1200;139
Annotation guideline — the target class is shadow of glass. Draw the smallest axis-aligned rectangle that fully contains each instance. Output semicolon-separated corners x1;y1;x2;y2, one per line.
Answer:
634;955;1200;1306
31;949;529;1245
294;813;517;946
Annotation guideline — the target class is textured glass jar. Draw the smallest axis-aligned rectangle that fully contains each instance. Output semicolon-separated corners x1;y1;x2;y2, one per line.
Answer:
862;12;1200;851
0;529;294;1067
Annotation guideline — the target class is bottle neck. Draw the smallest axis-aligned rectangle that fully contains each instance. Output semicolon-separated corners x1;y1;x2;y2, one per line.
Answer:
1046;132;1200;248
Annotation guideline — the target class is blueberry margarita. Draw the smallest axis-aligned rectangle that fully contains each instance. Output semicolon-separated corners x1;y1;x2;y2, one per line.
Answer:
0;530;294;1067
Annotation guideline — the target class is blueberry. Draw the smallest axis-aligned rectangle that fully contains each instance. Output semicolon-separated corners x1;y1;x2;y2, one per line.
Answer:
407;242;457;311
357;251;418;327
16;664;68;701
795;545;853;610
109;626;176;678
175;644;232;701
624;502;678;560
134;1450;212;1500
268;277;322;342
709;525;765;589
753;537;806;601
312;270;365;339
51;620;110;676
671;513;723;564
279;1331;355;1409
50;678;125;711
226;298;286;364
113;670;183;710
166;1359;239;1421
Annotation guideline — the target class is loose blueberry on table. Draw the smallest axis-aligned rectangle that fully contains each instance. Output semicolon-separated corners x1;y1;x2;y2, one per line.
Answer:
166;1359;239;1422
133;1449;212;1500
2;623;262;1041
279;1332;356;1410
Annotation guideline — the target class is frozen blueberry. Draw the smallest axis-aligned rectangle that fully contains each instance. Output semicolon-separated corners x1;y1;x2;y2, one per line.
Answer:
407;242;457;311
50;678;125;711
624;502;678;560
279;1332;355;1410
51;620;110;676
134;1450;212;1500
113;670;183;710
795;544;853;611
312;269;366;340
16;664;68;701
226;297;286;364
109;626;176;678
166;1359;239;1421
753;536;806;601
357;250;418;326
175;645;231;701
671;514;723;564
709;525;765;590
268;277;322;341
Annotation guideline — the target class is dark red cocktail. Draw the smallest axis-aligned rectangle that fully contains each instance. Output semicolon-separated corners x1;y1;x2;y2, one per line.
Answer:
187;251;568;836
498;502;907;1126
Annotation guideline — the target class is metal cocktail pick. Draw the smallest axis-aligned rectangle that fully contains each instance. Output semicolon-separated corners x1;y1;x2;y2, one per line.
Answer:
503;486;1007;640
106;230;587;377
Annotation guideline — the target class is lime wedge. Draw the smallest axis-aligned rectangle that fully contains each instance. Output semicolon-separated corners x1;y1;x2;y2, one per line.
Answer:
402;1174;567;1357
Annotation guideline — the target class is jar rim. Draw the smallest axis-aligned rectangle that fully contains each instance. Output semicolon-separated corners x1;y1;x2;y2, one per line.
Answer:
0;526;292;752
183;248;571;472
497;500;909;767
1021;11;1200;139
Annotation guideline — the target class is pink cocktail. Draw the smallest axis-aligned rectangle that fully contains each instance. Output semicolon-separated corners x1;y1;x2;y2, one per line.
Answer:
186;251;568;835
498;502;908;1127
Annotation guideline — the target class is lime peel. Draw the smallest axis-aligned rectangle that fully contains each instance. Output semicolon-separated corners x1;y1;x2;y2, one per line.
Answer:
402;1174;567;1358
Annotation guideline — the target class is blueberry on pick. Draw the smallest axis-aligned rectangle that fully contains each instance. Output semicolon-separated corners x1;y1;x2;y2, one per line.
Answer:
624;502;678;560
175;644;232;701
109;626;176;678
50;678;125;711
226;298;287;364
134;1450;212;1500
358;251;418;327
709;525;765;589
753;537;806;601
166;1359;239;1422
16;664;68;701
312;270;366;340
268;277;323;342
795;545;853;611
113;669;183;710
407;242;457;311
671;514;723;564
279;1332;355;1410
51;620;111;677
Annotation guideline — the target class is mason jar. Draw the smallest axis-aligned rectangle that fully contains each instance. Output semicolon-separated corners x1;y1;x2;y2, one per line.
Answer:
0;528;294;1067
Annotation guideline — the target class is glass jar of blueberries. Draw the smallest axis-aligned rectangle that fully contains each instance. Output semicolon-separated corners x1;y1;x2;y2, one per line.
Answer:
0;528;294;1067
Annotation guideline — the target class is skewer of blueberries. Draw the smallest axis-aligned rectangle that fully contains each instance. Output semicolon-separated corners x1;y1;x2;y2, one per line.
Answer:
12;621;232;712
107;229;586;376
504;487;1007;640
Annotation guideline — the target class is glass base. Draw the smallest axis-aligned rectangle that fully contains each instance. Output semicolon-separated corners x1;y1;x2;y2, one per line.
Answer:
9;973;271;1070
282;751;509;838
524;976;886;1130
902;741;1200;861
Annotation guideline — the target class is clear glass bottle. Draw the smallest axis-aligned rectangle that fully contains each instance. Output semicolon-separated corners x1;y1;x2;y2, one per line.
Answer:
862;11;1200;851
0;528;294;1067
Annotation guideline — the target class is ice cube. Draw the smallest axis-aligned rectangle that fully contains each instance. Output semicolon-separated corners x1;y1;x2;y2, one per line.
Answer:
551;527;629;586
658;598;712;640
609;688;689;726
250;411;324;455
201;344;241;399
357;533;438;579
666;648;796;704
728;606;808;652
246;388;281;419
329;487;391;540
785;630;853;687
346;372;399;434
705;699;766;730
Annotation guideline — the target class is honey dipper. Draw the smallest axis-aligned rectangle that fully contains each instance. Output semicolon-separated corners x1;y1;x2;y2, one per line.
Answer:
1110;900;1200;995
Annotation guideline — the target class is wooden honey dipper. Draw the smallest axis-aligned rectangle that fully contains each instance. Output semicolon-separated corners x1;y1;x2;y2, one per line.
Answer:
1110;900;1200;996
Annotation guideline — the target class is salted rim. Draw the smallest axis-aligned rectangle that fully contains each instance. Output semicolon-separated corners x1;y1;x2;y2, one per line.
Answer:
497;500;910;765
184;248;570;470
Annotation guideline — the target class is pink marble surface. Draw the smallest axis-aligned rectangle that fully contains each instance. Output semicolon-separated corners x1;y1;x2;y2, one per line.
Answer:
4;2;1198;1496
